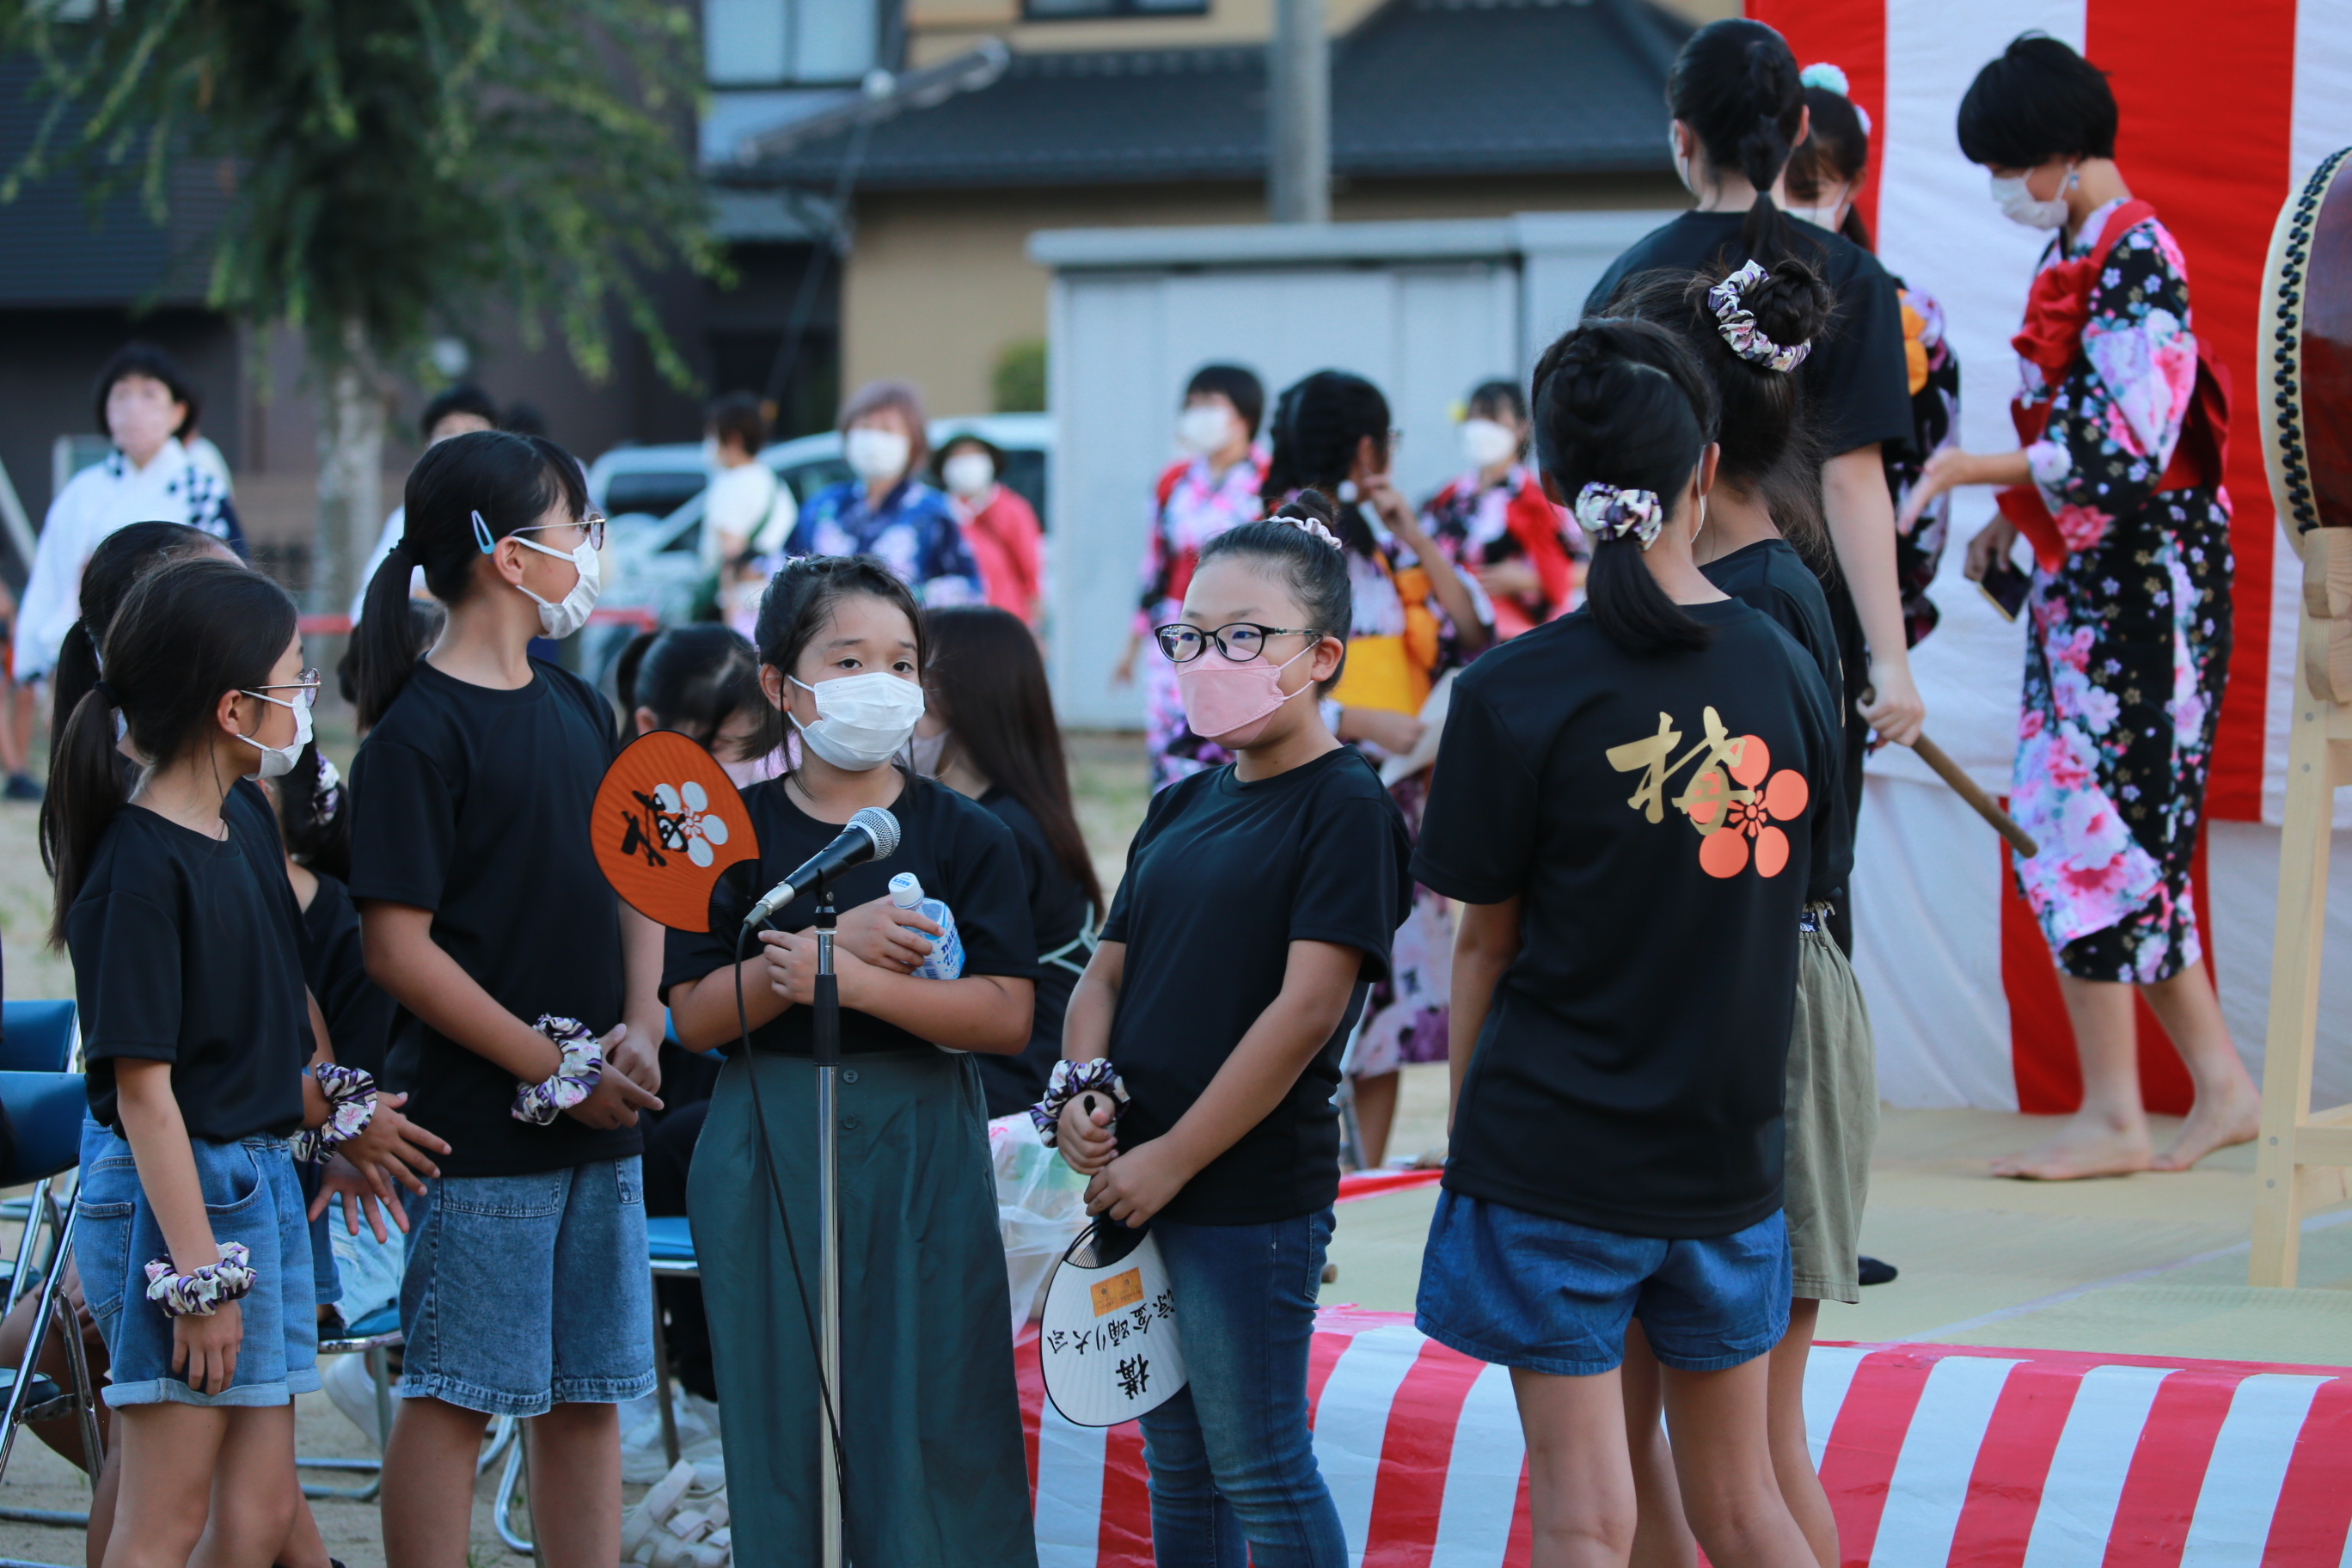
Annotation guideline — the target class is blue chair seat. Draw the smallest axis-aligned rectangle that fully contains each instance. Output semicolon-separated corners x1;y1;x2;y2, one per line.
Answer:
0;1002;76;1075
0;1367;64;1413
646;1216;695;1265
0;1073;86;1187
343;1306;402;1339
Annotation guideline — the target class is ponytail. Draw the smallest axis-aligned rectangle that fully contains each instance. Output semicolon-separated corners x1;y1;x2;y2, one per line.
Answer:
43;558;297;943
1530;319;1718;655
1262;371;1393;558
353;428;585;728
49;520;227;737
1667;20;1814;268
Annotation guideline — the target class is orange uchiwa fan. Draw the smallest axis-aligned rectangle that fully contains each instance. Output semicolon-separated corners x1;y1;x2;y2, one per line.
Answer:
591;732;761;934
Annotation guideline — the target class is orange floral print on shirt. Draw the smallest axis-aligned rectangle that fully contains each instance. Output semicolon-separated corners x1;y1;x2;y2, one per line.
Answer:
1606;706;1810;879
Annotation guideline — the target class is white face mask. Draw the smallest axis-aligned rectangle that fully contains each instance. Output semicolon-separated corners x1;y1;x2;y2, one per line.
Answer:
1992;171;2070;230
1458;417;1517;469
845;426;911;485
941;451;995;499
1177;404;1235;456
237;690;313;781
511;532;602;639
789;671;925;772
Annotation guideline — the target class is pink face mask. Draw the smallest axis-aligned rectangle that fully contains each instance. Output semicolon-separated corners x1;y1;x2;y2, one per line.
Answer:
1176;644;1315;748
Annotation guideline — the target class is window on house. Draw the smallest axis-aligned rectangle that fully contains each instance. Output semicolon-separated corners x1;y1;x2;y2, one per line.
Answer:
1023;0;1209;17
705;0;879;86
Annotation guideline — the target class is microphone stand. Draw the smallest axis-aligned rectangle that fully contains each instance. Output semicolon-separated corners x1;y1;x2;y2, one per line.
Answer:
812;883;846;1568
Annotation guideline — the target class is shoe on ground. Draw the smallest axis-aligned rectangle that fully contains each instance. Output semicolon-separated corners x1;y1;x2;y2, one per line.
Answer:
3;773;41;802
1858;1255;1899;1287
622;1387;722;1484
322;1352;387;1450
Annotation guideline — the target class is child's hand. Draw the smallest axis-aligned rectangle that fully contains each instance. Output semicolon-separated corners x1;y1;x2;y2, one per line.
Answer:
836;895;940;975
339;1093;447;1197
759;928;884;1007
173;1300;242;1395
309;1155;408;1240
1084;1137;1190;1229
608;1022;664;1095
1057;1093;1119;1176
563;1066;662;1130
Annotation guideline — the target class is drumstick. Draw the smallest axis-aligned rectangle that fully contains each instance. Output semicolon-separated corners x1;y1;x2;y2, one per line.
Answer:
1859;689;2040;858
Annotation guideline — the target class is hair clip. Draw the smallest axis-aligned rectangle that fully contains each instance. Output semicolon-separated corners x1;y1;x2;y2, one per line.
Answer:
1572;482;1666;551
470;510;496;554
1798;61;1871;135
1284;514;1343;550
1707;261;1813;373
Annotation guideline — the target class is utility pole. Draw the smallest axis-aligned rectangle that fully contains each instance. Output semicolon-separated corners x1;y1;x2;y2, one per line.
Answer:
1268;0;1329;224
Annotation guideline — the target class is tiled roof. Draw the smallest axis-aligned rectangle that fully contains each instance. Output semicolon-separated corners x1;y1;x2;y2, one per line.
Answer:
726;0;1688;190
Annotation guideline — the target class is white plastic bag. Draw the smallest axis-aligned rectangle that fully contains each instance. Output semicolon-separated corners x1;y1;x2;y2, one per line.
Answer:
989;1113;1091;1338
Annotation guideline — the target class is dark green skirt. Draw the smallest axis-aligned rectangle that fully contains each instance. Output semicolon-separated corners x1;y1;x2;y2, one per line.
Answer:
689;1048;1036;1568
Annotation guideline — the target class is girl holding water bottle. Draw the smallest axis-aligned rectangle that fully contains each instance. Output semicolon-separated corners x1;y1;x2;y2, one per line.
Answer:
663;554;1041;1567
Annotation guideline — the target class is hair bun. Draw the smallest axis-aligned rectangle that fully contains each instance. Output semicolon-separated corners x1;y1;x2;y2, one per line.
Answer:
1745;257;1833;355
1277;488;1338;528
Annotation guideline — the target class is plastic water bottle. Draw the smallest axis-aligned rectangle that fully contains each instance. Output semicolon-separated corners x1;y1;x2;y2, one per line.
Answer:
891;873;965;980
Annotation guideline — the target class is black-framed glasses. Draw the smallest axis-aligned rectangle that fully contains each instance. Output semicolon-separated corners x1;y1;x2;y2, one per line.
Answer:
1154;622;1321;665
243;669;322;711
515;511;607;552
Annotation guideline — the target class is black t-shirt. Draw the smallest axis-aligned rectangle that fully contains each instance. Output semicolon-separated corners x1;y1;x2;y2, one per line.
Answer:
302;873;395;1077
972;787;1092;1120
1583;211;1913;462
1101;747;1411;1226
69;801;310;1142
1702;539;1852;903
1412;601;1841;1239
662;771;1038;1057
346;658;636;1178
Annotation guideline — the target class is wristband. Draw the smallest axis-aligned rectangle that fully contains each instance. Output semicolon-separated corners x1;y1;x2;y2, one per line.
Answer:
290;1064;377;1164
512;1016;603;1125
145;1241;256;1319
1030;1058;1129;1148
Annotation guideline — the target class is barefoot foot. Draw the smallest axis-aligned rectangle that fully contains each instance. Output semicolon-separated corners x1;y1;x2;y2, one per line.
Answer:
1990;1113;2153;1180
2151;1083;2260;1172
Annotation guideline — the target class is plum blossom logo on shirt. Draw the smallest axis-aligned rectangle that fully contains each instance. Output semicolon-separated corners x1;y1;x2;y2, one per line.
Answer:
1606;705;1810;879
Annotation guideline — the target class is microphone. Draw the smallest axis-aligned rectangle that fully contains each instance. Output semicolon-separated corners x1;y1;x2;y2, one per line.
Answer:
742;807;900;928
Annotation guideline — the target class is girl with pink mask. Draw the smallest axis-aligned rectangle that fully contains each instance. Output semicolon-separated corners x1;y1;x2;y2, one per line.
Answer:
1047;492;1412;1567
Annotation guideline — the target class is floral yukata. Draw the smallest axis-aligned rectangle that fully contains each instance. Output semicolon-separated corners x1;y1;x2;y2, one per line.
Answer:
1135;452;1267;792
1420;463;1583;640
786;478;983;606
2007;200;2232;983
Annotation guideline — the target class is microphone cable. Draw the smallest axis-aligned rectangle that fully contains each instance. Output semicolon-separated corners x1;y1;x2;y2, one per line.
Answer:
732;918;852;1534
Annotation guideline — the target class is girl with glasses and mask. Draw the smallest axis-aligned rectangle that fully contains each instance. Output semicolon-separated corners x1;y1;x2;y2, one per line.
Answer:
346;429;666;1568
1051;496;1412;1566
663;554;1042;1567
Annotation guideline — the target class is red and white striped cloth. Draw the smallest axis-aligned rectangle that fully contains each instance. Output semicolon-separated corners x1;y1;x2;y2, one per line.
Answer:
1017;1308;2352;1566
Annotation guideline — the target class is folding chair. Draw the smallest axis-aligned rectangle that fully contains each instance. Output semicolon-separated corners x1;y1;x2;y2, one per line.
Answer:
297;1303;518;1504
0;1069;107;1536
491;1214;700;1559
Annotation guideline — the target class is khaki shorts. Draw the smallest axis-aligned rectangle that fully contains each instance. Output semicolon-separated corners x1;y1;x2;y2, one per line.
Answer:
1785;917;1877;1304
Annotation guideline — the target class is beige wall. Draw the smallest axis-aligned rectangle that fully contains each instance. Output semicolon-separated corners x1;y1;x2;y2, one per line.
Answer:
904;0;1737;64
840;172;1685;417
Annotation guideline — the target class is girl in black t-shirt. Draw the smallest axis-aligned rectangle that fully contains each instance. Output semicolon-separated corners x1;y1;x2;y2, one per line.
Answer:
46;559;341;1563
1050;498;1412;1568
1413;321;1835;1568
916;603;1105;1118
662;557;1040;1567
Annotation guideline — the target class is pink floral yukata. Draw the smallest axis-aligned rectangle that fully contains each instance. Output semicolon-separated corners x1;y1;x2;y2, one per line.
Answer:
2009;201;2233;983
1136;450;1268;792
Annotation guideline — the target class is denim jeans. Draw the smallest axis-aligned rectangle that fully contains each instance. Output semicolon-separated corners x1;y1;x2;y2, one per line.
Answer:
1138;1210;1345;1568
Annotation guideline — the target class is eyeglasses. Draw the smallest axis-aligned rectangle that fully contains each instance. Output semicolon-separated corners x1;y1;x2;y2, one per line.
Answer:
242;670;322;711
514;511;607;552
1153;622;1321;664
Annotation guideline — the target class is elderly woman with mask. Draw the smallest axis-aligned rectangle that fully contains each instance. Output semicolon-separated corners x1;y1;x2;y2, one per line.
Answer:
787;379;983;606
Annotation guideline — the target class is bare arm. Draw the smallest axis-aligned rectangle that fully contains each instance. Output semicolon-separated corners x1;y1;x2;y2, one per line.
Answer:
1367;478;1491;654
359;900;561;1081
1085;940;1364;1227
1448;898;1521;1134
1822;444;1926;747
761;929;1032;1054
616;905;667;1091
115;1059;242;1393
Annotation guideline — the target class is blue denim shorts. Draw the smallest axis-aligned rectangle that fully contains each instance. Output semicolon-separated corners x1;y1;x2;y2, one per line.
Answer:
72;1121;322;1408
1416;1191;1790;1375
397;1158;655;1417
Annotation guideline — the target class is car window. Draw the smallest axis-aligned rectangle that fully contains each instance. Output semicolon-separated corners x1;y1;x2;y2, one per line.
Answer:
607;470;707;518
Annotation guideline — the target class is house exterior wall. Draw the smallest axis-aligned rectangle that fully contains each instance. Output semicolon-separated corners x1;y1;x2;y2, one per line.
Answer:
839;171;1684;417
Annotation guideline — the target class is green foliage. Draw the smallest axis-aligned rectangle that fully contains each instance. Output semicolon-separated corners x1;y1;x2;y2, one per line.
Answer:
2;0;720;384
992;337;1046;414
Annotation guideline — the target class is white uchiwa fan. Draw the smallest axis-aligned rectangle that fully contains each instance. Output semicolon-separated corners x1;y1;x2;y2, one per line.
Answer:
1038;1218;1187;1427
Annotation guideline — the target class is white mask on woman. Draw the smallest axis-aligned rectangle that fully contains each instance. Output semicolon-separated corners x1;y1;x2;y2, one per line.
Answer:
789;671;925;771
1177;404;1235;456
1458;418;1517;469
845;426;912;485
1991;170;2071;230
941;451;995;498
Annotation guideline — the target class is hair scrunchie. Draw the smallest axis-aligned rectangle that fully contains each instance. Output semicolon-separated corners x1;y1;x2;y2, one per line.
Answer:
89;678;118;706
291;1063;377;1164
1031;1058;1129;1148
1572;482;1666;551
145;1241;256;1319
512;1016;603;1124
1707;260;1813;374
